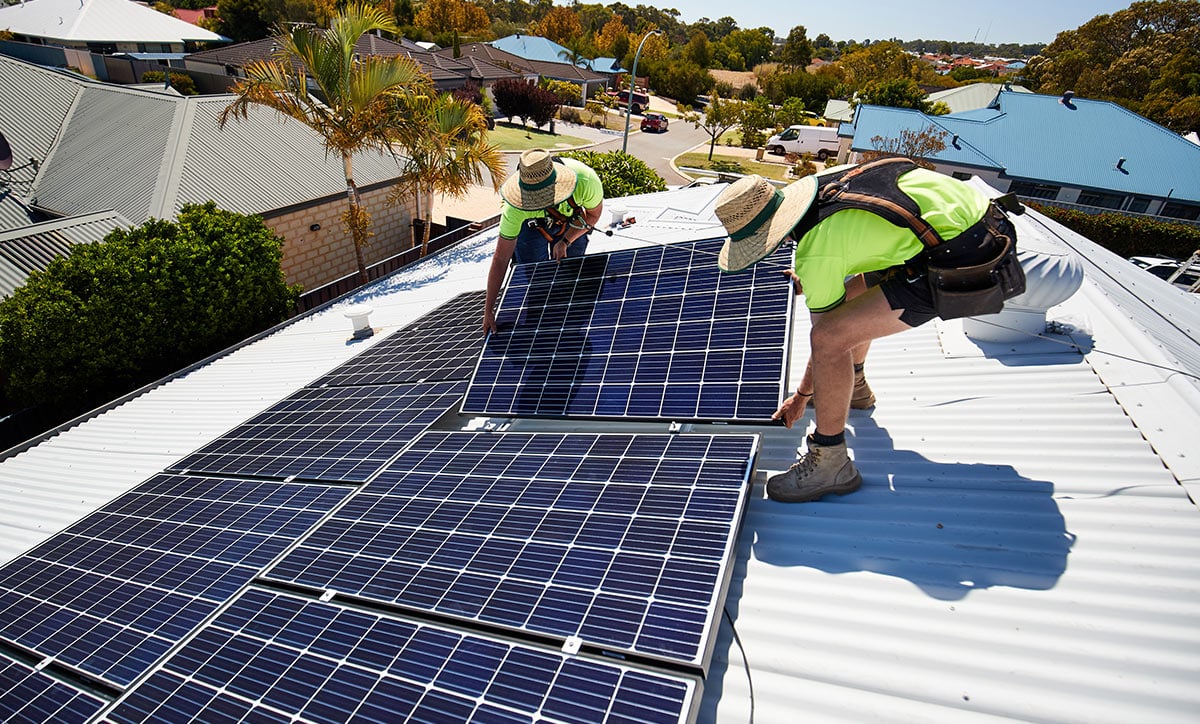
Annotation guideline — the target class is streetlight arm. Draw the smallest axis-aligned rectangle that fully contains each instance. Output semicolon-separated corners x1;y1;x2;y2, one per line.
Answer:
622;29;663;154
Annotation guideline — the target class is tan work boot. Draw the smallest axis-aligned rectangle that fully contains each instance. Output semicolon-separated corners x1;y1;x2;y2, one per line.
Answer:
766;435;863;503
800;371;876;410
851;370;876;409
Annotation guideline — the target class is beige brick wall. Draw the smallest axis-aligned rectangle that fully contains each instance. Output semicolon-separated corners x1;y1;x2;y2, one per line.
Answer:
266;185;419;292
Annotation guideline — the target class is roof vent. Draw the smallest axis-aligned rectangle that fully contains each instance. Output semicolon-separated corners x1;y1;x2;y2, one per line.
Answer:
1116;157;1127;172
951;134;960;149
344;304;375;340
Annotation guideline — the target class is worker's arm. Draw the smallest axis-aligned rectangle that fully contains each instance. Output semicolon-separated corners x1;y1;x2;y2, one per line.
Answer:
484;235;517;335
551;201;604;260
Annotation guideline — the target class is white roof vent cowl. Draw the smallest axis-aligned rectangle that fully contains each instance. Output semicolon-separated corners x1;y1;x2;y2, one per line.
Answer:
962;236;1084;343
344;304;375;340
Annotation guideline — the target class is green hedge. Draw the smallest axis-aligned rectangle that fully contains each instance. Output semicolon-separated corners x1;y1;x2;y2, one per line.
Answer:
0;203;299;410
559;150;667;198
1031;204;1200;260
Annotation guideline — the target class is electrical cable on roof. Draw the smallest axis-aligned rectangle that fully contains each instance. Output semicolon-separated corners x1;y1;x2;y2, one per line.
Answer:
723;606;755;724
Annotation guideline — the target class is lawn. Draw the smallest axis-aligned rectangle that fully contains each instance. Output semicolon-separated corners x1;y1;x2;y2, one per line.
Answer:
675;151;793;183
487;122;590;151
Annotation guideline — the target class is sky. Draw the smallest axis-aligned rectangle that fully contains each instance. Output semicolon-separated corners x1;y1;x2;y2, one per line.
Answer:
654;0;1134;45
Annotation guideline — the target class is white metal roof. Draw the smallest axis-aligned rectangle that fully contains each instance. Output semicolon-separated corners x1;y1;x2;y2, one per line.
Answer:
0;0;228;44
0;181;1198;722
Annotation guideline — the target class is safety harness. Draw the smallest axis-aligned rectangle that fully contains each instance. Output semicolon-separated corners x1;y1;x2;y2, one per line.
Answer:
792;157;1027;319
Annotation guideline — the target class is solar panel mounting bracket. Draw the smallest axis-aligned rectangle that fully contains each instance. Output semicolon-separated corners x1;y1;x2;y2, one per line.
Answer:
34;656;53;672
561;635;583;655
319;589;336;602
668;422;694;434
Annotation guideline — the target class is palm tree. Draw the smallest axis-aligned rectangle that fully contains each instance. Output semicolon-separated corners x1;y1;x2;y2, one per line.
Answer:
391;93;505;257
218;4;432;286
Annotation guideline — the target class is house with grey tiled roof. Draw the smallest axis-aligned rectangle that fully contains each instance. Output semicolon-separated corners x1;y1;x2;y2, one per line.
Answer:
444;40;610;104
0;54;422;294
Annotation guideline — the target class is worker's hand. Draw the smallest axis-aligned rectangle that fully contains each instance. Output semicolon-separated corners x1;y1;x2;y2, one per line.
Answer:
551;239;570;261
482;308;498;336
780;269;803;295
772;390;812;428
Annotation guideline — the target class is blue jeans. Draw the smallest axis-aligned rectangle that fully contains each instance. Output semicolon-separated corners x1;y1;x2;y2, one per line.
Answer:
513;220;590;264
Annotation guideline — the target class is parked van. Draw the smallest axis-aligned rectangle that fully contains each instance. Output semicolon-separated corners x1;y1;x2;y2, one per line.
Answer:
765;125;840;161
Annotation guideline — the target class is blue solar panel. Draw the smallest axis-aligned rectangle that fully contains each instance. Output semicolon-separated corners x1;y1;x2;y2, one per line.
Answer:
107;588;696;724
264;431;757;670
0;475;349;688
312;291;487;387
462;239;793;422
168;379;465;483
0;654;105;724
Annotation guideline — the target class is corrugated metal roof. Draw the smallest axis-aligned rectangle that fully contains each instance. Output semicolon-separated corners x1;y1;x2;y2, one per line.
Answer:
849;105;1002;169
0;209;129;296
0;0;227;44
1;181;1199;722
926;82;1030;114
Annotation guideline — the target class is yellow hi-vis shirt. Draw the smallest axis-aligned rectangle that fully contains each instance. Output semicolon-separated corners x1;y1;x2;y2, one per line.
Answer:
498;158;605;239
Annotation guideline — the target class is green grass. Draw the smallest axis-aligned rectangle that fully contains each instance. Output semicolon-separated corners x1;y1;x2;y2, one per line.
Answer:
675;152;792;182
486;122;591;151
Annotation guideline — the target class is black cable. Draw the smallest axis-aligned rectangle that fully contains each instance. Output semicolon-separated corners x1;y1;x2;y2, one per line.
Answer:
723;606;755;724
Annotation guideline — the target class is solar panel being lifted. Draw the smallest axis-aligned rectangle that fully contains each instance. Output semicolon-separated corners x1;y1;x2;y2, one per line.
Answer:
168;379;465;483
311;290;487;388
0;475;349;689
463;238;794;422
107;588;698;724
264;430;758;671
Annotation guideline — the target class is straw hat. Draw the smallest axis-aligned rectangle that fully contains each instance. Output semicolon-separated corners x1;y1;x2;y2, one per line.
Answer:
500;149;578;211
716;174;818;272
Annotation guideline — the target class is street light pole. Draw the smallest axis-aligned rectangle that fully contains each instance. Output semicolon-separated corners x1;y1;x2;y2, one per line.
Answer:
622;29;662;154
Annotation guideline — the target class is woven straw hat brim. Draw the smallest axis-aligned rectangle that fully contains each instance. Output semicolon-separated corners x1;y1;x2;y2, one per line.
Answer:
718;175;818;272
500;163;578;211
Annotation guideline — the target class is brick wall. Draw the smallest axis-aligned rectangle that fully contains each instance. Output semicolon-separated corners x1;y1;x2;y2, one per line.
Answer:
265;185;418;292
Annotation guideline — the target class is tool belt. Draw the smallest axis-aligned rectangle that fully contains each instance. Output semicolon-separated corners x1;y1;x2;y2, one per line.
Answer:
526;197;587;245
799;157;1026;320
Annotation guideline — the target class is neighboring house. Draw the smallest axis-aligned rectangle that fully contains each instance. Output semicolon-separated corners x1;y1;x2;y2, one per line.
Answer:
183;35;495;93
0;54;421;293
490;33;575;65
0;210;129;297
925;82;1030;114
0;0;228;53
822;98;854;127
844;89;1200;222
0;179;1197;723
454;35;610;103
170;6;217;27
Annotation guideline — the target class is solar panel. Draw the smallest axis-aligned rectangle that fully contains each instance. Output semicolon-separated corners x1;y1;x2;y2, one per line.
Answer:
107;588;697;724
462;238;794;422
0;475;349;688
312;291;487;388
168;379;465;483
0;654;105;724
264;431;757;670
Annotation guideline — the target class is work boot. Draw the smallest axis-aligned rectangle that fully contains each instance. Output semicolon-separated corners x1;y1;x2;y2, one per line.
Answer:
851;370;876;409
766;435;863;503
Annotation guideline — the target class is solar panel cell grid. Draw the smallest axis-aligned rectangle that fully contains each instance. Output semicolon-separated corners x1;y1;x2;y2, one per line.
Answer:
0;475;349;688
107;588;695;724
167;380;466;483
463;238;793;422
312;290;488;388
0;655;106;724
264;431;756;668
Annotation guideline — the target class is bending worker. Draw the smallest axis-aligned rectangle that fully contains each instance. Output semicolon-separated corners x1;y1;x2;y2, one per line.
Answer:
483;149;604;335
714;158;1024;503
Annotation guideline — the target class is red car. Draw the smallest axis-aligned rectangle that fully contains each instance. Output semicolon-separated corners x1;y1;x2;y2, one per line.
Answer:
640;112;669;133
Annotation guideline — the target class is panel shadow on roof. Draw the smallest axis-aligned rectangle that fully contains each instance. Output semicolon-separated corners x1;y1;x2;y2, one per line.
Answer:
463;239;794;423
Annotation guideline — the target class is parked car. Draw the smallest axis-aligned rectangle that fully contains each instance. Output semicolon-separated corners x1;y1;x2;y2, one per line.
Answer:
640;112;669;133
611;89;650;115
765;124;839;160
1129;255;1200;291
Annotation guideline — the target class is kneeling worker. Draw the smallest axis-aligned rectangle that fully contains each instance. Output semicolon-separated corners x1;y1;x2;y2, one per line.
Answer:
483;149;604;335
715;158;1024;503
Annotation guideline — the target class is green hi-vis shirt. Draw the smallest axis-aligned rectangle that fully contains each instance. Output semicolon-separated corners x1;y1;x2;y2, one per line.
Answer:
498;158;605;239
794;168;989;312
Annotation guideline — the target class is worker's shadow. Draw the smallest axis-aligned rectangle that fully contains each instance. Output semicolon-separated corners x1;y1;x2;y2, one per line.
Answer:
746;414;1074;602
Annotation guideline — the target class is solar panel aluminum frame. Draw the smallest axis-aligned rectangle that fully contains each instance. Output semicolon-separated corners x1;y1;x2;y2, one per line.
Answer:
262;430;762;676
460;241;796;425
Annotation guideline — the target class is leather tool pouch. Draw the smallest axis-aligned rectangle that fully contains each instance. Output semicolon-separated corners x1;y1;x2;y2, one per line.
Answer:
926;215;1026;320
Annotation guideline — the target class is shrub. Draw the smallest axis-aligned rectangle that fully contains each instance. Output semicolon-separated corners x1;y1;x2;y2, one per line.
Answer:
1029;204;1200;260
559;150;667;198
558;106;583;124
492;78;561;129
0;203;299;409
141;70;197;95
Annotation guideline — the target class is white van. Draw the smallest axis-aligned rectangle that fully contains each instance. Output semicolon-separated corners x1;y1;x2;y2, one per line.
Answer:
765;125;840;161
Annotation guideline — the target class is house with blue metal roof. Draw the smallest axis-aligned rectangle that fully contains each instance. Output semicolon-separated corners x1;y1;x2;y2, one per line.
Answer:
844;89;1200;223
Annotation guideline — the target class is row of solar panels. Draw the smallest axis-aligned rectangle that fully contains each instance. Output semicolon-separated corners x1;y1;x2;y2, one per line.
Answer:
0;237;793;723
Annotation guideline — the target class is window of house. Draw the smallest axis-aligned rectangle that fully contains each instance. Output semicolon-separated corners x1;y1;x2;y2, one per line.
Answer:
1076;190;1125;209
1127;197;1151;214
1008;180;1061;200
1161;202;1200;221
